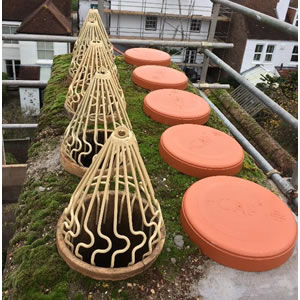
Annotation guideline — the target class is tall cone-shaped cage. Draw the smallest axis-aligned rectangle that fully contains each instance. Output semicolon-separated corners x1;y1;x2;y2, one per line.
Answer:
57;126;165;280
61;68;131;177
70;19;114;78
79;9;111;44
66;40;121;117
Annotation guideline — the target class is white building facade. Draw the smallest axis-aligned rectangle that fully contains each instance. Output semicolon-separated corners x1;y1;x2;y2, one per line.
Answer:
78;0;215;78
2;21;70;81
240;39;298;73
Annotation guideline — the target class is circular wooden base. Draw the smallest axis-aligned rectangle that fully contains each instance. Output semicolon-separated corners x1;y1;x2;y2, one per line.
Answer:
60;129;113;178
56;215;165;280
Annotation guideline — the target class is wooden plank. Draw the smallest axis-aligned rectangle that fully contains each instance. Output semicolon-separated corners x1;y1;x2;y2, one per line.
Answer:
104;9;230;21
2;164;27;187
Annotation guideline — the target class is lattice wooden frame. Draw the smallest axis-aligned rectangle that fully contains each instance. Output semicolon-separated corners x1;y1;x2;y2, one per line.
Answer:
61;68;131;177
79;9;110;44
57;126;165;280
66;41;122;116
70;19;114;78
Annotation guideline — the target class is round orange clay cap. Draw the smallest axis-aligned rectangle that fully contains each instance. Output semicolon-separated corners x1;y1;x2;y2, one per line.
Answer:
143;89;210;125
132;65;188;91
159;124;244;178
124;48;171;67
180;176;297;271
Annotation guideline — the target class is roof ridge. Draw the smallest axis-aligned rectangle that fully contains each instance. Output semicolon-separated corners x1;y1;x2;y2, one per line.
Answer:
46;1;71;33
18;0;71;35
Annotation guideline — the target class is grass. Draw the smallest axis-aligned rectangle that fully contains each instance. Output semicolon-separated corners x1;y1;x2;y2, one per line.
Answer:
3;55;268;299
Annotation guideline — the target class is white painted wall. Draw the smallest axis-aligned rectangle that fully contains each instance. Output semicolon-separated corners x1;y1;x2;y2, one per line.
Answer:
2;21;21;73
276;0;290;21
18;41;69;81
2;47;20;74
110;15;209;41
110;0;212;16
79;1;98;27
240;39;298;73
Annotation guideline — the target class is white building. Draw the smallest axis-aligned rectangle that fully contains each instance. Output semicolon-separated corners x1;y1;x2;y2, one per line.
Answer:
222;0;297;78
240;40;298;74
79;0;228;79
2;0;72;82
2;31;70;81
2;0;72;114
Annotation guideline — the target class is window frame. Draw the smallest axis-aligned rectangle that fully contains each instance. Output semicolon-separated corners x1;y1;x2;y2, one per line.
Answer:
5;59;21;80
37;41;54;60
145;16;158;31
291;45;298;62
90;4;98;9
264;44;275;62
185;48;197;64
253;44;264;61
2;25;19;44
293;10;298;27
190;19;201;32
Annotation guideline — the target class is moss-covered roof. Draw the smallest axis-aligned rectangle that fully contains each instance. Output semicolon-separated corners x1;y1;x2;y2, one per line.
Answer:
3;54;269;300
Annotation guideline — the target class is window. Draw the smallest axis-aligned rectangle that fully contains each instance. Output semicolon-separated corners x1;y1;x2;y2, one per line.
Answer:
190;19;201;32
253;44;264;61
145;16;157;31
37;41;54;60
2;25;18;44
5;60;21;80
185;48;197;64
291;46;298;62
265;45;275;62
90;4;98;9
294;11;298;27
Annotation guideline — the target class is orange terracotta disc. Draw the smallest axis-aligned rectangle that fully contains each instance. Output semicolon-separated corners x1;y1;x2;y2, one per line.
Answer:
143;89;210;125
159;124;244;178
124;48;171;66
180;176;297;271
132;65;188;91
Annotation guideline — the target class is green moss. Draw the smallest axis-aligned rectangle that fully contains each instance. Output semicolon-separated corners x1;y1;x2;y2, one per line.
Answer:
5;152;18;164
3;55;270;299
72;294;85;300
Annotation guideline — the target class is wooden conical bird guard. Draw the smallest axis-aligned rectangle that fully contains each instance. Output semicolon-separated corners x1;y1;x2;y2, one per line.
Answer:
79;9;110;44
61;68;131;177
70;20;114;78
57;126;165;280
66;40;122;117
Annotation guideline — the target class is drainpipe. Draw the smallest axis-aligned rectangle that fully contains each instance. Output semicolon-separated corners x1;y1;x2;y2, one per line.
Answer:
199;90;298;207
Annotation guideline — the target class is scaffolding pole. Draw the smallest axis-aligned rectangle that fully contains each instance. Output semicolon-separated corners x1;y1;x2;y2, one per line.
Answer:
2;80;48;87
211;0;298;38
2;124;38;129
98;0;105;23
2;34;233;48
193;83;230;89
199;90;297;207
203;49;298;130
200;3;220;82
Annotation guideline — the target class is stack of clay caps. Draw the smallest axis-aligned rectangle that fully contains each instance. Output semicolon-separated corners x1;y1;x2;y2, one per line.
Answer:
143;89;210;126
124;48;171;67
180;176;297;271
132;65;188;91
159;124;244;178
